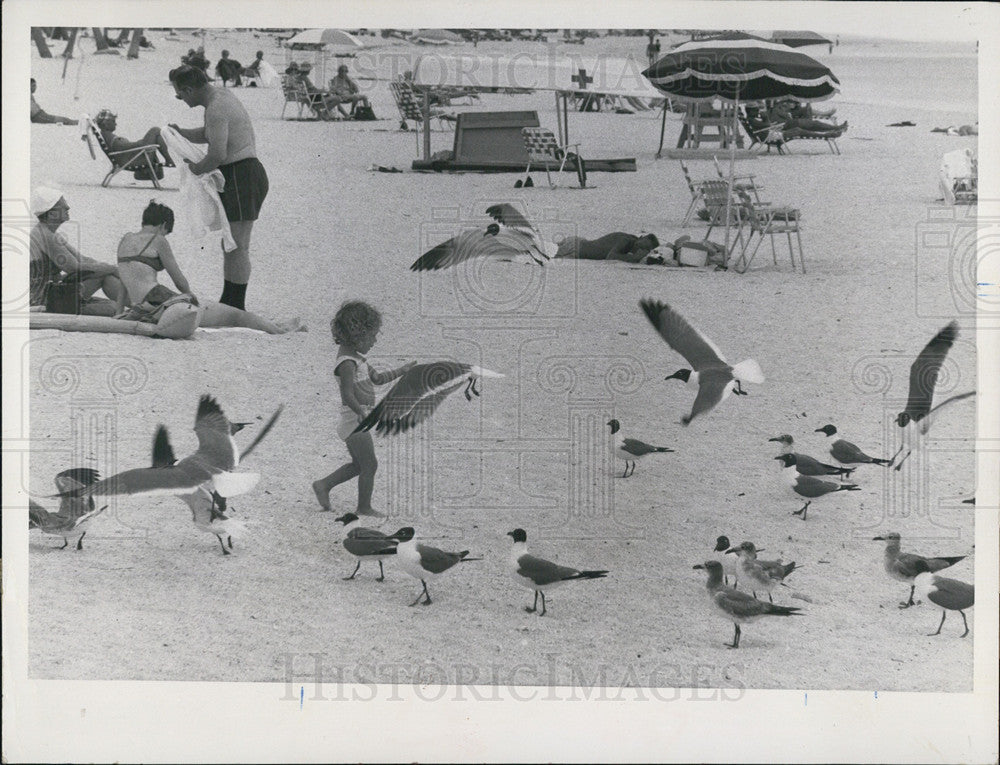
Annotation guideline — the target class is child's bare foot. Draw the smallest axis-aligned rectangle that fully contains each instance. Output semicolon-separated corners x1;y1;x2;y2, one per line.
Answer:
312;480;332;511
275;318;307;333
356;507;385;518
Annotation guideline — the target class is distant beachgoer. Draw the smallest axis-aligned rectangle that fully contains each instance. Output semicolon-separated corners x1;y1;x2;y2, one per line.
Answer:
168;64;268;312
115;201;301;333
30;78;76;125
311;301;415;516
215;49;243;87
329;63;371;114
94;108;174;166
29;187;124;314
931;124;978;136
555;233;661;263
291;62;345;118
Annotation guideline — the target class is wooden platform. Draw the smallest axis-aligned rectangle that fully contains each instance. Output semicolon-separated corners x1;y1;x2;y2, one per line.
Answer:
664;148;757;160
411;157;636;173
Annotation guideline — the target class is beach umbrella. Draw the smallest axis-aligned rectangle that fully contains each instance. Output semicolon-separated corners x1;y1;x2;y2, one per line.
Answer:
643;33;839;259
286;28;365;49
411;29;463;45
771;31;832;49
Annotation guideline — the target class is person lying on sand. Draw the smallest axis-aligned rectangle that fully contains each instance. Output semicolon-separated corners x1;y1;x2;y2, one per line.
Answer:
931;124;978;136
116;201;303;334
95;109;174;166
554;233;660;263
30;78;77;125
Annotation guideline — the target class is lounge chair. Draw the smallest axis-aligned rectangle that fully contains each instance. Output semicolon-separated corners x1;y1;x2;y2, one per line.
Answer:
81;115;164;190
712;156;762;203
520;128;586;189
700;180;749;257
389;79;456;146
731;189;804;274
678;160;712;227
780;123;847;155
738;111;787;153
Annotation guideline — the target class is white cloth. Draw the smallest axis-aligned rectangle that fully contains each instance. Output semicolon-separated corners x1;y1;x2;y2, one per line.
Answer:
30;185;64;215
159;126;237;253
257;60;280;88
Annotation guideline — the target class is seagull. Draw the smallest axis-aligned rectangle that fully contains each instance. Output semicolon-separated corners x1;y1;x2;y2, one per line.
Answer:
54;395;270;503
693;561;803;649
29;468;107;550
814;424;892;466
640;299;764;425
893;321;975;470
775;456;861;519
873;532;966;608
725;541;798;602
335;512;398;581
712;535;739;587
606;419;674;477
507;529;608;616
769;435;856;478
410;203;552;271
354;361;503;436
913;569;974;637
393;527;482;606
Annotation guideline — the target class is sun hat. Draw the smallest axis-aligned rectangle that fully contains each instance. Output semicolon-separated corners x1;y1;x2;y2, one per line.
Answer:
31;186;65;216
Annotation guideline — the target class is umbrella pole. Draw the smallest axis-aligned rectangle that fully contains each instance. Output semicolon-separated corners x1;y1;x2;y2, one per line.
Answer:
724;95;739;268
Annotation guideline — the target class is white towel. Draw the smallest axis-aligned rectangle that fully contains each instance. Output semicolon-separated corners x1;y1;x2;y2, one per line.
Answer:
159;126;237;253
258;60;280;88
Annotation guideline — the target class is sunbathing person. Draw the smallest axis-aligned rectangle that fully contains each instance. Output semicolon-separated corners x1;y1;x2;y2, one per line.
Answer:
769;99;846;133
29;187;124;315
30;78;77;125
554;233;660;263
329;64;370;113
931;124;978;136
94;109;174;166
116;201;302;333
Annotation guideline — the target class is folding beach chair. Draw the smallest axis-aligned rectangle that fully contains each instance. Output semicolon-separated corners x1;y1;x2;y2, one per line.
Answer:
81;115;163;190
389;80;456;155
679;160;711;227
520;128;586;189
731;189;804;274
280;75;322;120
712;155;762;203
700;180;748;256
739;111;787;154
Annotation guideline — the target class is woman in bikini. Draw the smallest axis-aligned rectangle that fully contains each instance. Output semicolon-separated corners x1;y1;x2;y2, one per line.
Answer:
116;201;302;333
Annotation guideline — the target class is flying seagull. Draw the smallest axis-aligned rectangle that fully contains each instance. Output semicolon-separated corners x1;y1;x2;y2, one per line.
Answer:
775;456;861;519
410;203;552;271
725;541;798;603
640;299;764;425
814;424;892;466
913;569;974;637
29;468;106;550
607;419;674;477
893;321;975;470
393;527;482;606
335;512;398;582
507;528;608;616
769;435;856;478
872;532;966;608
354;361;503;436
55;396;273;502
693;561;802;649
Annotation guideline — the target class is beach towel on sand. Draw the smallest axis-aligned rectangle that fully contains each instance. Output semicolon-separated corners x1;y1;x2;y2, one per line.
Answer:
160;126;237;253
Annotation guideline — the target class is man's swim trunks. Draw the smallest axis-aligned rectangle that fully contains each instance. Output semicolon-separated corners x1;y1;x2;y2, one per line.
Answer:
218;157;269;222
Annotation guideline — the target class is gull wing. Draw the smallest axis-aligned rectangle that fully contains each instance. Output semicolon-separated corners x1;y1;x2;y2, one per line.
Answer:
639;299;728;370
415;543;465;574
486;203;536;233
683;368;733;425
411;228;493;271
191;395;238;471
902;321;958;421
354;362;471;435
239;405;284;461
515;553;580;586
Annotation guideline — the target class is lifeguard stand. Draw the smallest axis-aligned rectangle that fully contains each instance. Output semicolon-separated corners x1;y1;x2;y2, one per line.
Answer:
676;103;743;149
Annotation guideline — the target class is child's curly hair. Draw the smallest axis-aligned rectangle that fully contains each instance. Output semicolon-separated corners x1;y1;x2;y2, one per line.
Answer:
331;301;382;346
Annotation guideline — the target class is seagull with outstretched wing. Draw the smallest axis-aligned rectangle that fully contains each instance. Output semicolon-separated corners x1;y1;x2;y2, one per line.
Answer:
640;299;764;425
29;468;107;550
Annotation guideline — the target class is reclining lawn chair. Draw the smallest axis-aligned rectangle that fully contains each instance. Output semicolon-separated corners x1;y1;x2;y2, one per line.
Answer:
739;110;787;154
81;115;164;189
389;80;456;154
780;122;847;155
280;75;322;120
730;189;804;274
520;128;587;189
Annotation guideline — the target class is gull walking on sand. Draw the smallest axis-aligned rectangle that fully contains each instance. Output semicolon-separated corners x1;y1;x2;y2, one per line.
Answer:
507;529;608;616
814;424;892;466
607;419;674;477
775;455;861;519
769;435;856;478
873;532;966;608
335;512;399;582
29;468;107;550
725;541;798;603
393;527;482;606
913;570;974;637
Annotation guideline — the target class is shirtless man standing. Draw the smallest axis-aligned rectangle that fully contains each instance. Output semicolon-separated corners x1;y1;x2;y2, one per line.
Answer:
168;64;268;311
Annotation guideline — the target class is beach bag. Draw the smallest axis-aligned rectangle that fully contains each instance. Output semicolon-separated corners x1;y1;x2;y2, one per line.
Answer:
44;278;83;314
133;161;165;182
354;105;377;121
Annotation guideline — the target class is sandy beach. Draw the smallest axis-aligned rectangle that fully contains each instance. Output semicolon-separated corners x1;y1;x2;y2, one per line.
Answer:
21;28;981;696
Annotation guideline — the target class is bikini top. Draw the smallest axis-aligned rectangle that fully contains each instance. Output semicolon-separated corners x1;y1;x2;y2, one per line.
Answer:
118;233;164;271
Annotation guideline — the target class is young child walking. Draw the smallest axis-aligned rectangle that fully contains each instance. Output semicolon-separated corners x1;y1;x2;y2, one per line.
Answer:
312;301;414;516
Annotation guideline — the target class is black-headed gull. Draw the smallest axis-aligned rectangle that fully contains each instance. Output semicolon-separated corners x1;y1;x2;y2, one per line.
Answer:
607;419;674;477
507;528;608;616
814;424;892;466
392;527;482;606
913;570;974;637
335;512;399;581
29;468;106;550
725;541;798;603
872;532;966;608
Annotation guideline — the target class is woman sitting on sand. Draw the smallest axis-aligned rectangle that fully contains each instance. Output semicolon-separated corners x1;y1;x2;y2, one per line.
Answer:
554;233;661;263
116;201;302;334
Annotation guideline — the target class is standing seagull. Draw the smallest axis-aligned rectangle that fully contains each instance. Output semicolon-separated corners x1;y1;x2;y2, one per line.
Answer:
873;532;966;608
640;299;764;425
913;569;974;637
776;455;861;519
814;424;892;466
54;395;264;503
769;435;855;478
393;527;482;606
29;468;107;550
354;362;503;436
712;535;739;587
507;529;609;616
693;561;802;649
410;203;552;270
893;321;975;470
725;541;798;602
335;512;398;582
607;419;674;477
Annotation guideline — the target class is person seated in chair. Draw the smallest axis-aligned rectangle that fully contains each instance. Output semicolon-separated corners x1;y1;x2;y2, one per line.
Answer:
329;64;371;115
554;232;660;263
291;62;345;119
94;108;174;167
215;49;243;87
769;98;846;134
30;78;77;125
29;187;124;314
116;200;303;333
243;50;265;82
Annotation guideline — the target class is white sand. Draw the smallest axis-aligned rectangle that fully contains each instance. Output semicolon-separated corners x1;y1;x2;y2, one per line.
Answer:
25;30;978;690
